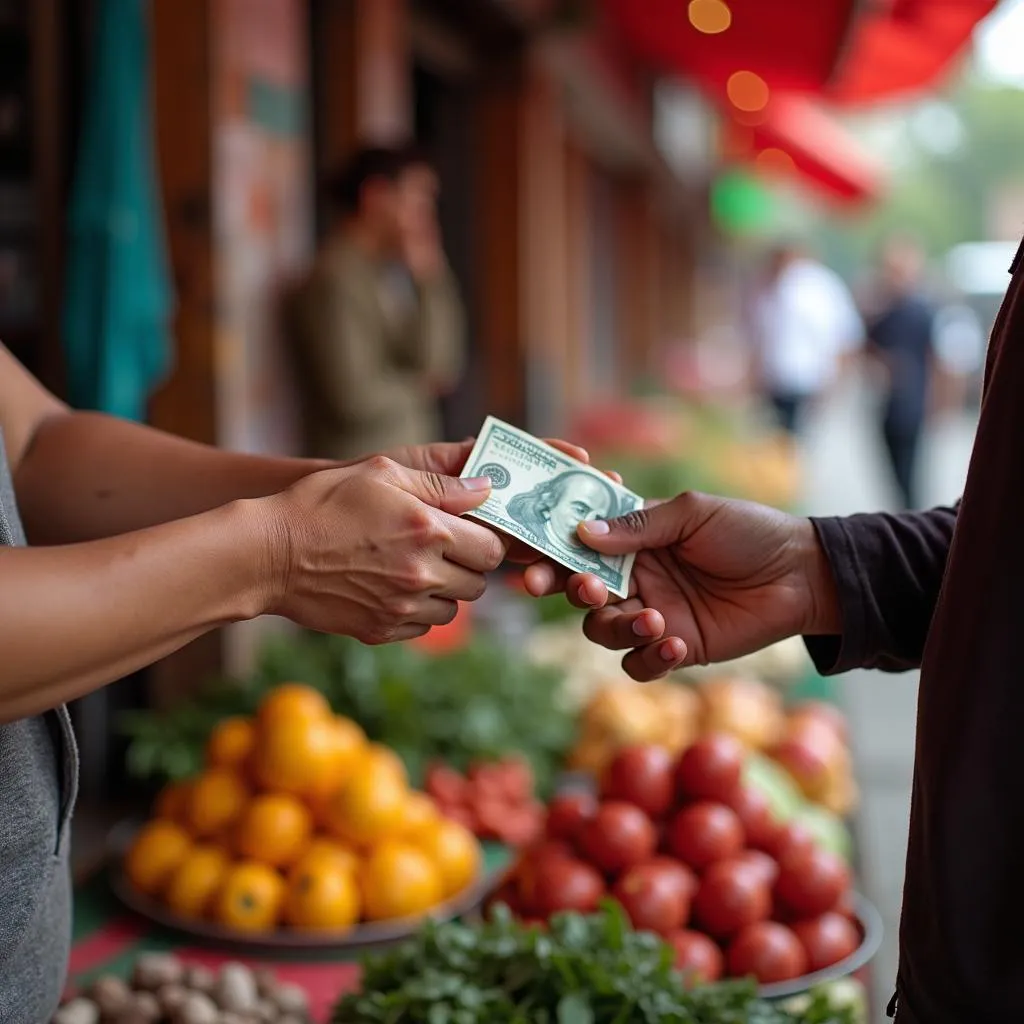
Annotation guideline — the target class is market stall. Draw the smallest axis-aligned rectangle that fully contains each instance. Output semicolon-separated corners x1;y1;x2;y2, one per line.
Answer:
63;555;879;1023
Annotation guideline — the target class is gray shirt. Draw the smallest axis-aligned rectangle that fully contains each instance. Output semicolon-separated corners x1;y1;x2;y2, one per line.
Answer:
0;432;78;1022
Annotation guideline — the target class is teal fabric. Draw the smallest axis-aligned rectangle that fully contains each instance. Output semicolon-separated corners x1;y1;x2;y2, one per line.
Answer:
63;0;173;421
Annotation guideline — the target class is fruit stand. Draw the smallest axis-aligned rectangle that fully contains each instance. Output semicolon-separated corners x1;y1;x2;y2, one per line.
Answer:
59;411;879;1023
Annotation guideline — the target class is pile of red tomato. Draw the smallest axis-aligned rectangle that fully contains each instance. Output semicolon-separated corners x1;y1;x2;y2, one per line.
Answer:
491;734;862;987
425;758;545;847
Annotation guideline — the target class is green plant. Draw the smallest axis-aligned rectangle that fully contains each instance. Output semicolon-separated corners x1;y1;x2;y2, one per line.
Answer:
332;902;858;1024
122;631;575;797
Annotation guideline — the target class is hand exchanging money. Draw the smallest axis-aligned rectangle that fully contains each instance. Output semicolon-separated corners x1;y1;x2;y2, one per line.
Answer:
524;491;842;681
460;418;642;598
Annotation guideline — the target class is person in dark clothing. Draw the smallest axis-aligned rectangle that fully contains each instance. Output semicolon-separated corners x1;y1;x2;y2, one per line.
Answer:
867;237;937;508
524;240;1024;1022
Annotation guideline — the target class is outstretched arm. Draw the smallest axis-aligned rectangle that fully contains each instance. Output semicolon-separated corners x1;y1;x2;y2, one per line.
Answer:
806;503;958;673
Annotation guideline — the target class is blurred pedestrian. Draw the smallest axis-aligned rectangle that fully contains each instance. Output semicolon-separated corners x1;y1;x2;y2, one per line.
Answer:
748;241;863;435
289;146;465;461
866;236;936;509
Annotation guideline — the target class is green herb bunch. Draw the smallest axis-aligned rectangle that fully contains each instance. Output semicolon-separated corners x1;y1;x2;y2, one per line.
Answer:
123;631;574;797
332;903;857;1024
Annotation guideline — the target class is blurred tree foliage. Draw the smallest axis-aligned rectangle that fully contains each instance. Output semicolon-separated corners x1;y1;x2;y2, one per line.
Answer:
812;79;1024;279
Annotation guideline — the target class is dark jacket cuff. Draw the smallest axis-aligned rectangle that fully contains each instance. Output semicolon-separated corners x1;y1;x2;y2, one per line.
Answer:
802;516;870;675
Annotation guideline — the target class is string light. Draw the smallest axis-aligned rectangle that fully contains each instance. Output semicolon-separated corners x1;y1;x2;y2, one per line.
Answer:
688;0;732;34
755;147;796;177
727;70;770;112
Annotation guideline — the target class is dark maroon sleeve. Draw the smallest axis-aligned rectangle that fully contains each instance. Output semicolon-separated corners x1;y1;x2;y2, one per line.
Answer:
803;504;959;674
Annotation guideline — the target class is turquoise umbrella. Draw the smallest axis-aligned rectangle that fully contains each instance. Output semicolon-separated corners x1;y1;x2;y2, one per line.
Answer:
63;0;174;421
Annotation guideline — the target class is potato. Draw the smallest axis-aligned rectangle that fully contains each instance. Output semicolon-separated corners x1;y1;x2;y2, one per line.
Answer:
215;963;258;1012
51;998;100;1024
132;953;184;991
88;976;133;1017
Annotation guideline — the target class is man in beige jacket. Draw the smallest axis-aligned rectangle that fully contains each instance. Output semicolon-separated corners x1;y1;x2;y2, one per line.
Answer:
290;146;466;461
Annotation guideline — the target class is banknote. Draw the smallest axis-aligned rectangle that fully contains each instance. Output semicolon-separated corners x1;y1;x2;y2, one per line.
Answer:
460;416;642;598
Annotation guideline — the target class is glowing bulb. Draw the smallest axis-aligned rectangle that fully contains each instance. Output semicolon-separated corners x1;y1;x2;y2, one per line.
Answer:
754;147;796;177
727;70;770;113
688;0;732;34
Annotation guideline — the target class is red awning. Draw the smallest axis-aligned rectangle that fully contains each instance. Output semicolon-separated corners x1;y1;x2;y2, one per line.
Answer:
828;0;997;104
720;93;885;204
603;0;859;94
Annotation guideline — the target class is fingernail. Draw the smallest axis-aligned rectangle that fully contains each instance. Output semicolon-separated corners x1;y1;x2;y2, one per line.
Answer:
633;614;656;638
462;476;491;491
582;579;601;604
660;639;684;662
583;519;610;536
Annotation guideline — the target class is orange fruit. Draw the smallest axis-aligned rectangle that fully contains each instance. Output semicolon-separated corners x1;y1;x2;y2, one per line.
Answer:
400;792;439;837
251;716;340;799
213;861;285;932
360;841;443;921
292;838;360;880
411;818;481;900
324;717;368;787
257;683;330;727
364;744;408;786
185;768;249;838
206;716;256;770
322;759;408;847
285;860;360;931
234;793;313;869
164;844;230;918
153;780;192;823
124;820;192;896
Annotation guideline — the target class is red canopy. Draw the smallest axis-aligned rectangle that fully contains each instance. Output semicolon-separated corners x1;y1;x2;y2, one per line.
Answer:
603;0;858;93
720;93;885;204
828;0;998;104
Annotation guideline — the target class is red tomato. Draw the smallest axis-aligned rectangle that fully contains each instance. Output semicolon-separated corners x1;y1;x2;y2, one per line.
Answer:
644;856;699;901
531;857;605;917
474;798;509;840
734;849;779;888
725;785;779;850
612;862;691;934
675;734;745;803
775;847;850;918
469;762;507;801
792;912;861;972
578;802;657;875
426;763;468;805
693;859;772;938
497;805;545;848
601;745;676;819
666;801;744;870
668;930;725;985
497;757;535;803
760;820;816;861
728;921;808;984
516;841;575;912
545;791;598;844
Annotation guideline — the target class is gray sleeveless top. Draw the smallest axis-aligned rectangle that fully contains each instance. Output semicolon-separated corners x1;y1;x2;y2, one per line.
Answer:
0;431;78;1022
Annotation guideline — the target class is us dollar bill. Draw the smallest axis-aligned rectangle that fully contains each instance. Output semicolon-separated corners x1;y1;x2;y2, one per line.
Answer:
460;416;641;598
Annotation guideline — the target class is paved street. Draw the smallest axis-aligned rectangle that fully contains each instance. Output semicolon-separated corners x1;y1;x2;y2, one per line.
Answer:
801;378;976;1020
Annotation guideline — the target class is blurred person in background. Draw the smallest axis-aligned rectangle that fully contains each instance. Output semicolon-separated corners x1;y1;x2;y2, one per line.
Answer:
289;146;466;461
864;236;937;509
748;241;863;436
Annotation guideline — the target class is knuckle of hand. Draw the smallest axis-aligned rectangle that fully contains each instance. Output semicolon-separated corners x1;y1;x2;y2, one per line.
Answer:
407;506;437;538
617;509;648;535
365;454;396;476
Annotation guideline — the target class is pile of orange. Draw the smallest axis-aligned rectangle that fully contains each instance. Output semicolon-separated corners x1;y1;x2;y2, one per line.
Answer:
124;683;482;934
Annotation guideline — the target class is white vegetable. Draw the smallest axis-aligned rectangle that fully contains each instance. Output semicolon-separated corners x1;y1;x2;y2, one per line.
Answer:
51;998;100;1024
215;963;259;1012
